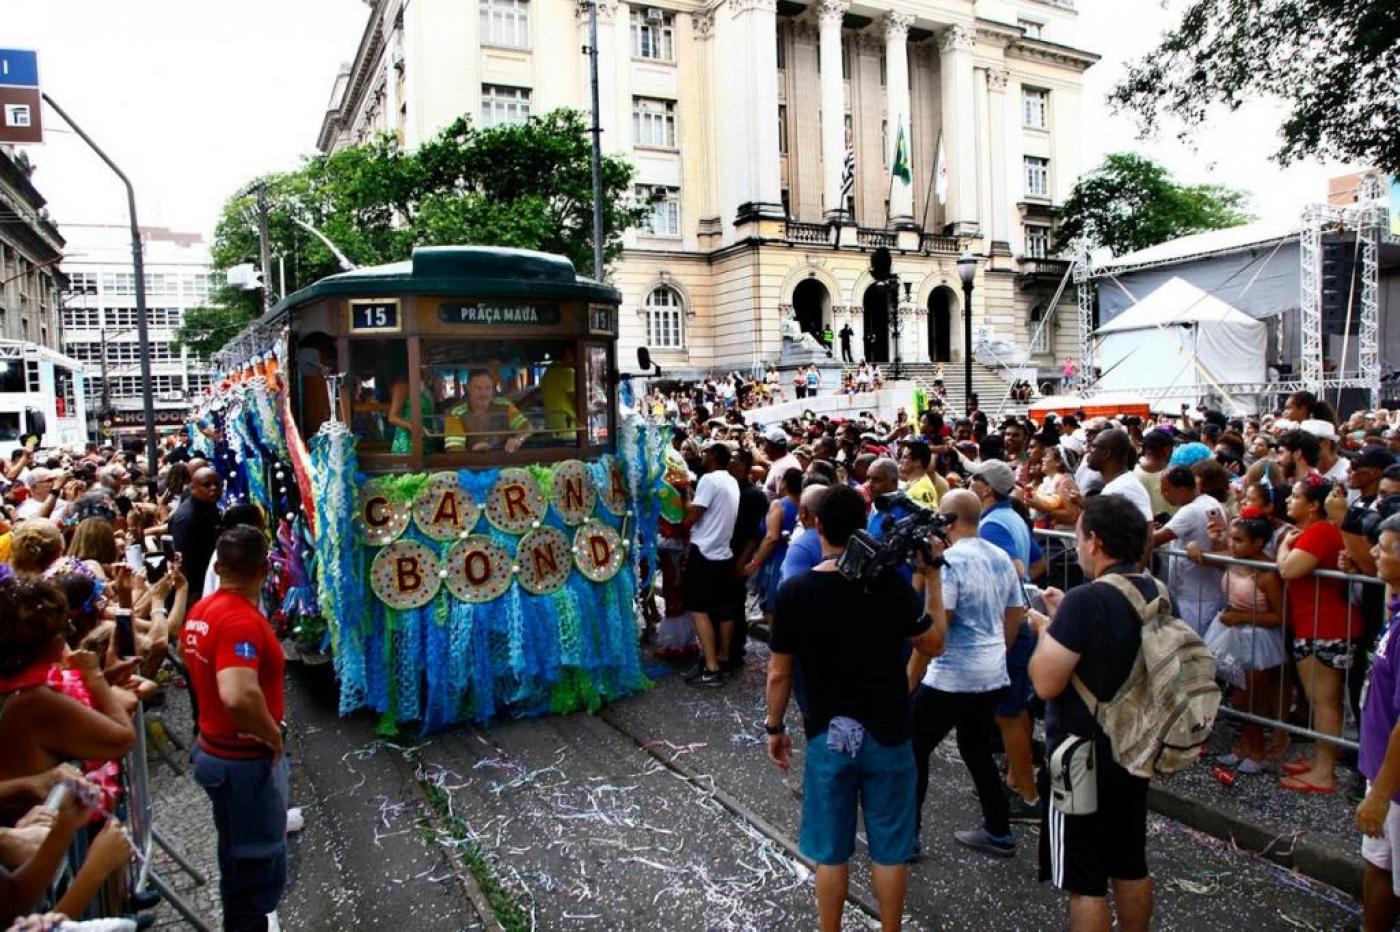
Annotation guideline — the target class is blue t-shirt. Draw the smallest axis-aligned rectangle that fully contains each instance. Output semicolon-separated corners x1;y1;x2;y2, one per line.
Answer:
780;529;825;583
924;537;1021;694
979;500;1032;580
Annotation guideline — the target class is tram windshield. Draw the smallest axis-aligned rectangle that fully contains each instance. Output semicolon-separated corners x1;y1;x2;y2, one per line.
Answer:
348;337;608;456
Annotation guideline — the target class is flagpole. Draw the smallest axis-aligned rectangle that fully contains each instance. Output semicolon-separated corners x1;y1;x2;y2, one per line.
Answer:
920;131;939;234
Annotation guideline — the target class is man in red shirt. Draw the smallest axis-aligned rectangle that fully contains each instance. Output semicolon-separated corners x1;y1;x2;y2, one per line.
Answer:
182;525;288;931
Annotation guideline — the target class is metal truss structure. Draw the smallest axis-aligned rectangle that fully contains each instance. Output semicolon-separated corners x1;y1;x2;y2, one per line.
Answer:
1072;174;1389;409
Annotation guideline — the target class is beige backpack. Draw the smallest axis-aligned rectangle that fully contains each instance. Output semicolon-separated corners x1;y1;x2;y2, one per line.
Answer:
1072;573;1222;779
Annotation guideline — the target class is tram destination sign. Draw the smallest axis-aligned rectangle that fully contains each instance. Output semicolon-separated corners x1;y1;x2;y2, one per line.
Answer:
438;302;560;326
349;299;401;333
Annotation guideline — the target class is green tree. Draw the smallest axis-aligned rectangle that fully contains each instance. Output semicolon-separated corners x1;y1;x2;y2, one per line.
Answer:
178;110;648;357
1110;0;1400;174
1055;153;1253;257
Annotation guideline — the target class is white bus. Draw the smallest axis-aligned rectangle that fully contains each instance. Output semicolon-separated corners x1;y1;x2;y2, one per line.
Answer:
0;340;90;449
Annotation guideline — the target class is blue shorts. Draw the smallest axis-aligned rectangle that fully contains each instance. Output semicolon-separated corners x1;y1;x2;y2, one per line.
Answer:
800;731;917;866
997;624;1035;718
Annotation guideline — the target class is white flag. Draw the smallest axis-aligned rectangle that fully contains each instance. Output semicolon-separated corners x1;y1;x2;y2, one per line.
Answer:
933;132;948;206
839;146;855;202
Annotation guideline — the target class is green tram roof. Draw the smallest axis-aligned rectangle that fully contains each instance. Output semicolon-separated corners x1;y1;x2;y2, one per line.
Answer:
262;245;621;326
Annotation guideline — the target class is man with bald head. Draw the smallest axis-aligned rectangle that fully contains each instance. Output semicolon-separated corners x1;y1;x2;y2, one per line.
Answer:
908;488;1027;861
170;466;225;602
779;483;832;584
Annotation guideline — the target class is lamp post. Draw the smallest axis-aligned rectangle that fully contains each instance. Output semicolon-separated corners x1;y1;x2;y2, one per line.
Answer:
956;249;978;411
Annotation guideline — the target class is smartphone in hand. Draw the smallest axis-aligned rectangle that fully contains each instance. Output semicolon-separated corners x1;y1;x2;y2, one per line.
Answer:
113;609;137;659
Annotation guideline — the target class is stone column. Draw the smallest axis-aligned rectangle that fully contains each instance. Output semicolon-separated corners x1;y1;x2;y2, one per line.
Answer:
939;23;979;235
985;68;1009;249
719;0;784;229
883;11;915;227
815;0;849;221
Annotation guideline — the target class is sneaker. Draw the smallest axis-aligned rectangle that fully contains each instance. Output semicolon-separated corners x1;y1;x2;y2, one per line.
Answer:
286;807;305;834
953;826;1016;858
696;668;725;687
682;662;707;683
1006;795;1043;824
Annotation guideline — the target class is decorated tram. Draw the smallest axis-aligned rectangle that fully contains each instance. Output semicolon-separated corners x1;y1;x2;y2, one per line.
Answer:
196;246;667;731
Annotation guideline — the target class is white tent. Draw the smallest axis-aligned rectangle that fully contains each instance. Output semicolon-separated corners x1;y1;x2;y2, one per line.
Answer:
1093;276;1267;412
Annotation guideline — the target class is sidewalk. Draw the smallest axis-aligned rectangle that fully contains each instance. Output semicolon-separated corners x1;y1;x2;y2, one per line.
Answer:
1151;721;1365;896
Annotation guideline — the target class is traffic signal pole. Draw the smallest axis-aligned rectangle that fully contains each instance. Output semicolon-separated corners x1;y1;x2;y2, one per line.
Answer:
42;93;158;474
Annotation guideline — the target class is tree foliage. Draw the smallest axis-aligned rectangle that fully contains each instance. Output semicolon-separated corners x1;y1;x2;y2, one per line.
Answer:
1110;0;1400;174
1055;153;1253;257
178;110;648;357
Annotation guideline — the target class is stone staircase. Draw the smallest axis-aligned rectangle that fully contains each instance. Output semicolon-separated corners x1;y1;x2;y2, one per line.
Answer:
884;361;1038;419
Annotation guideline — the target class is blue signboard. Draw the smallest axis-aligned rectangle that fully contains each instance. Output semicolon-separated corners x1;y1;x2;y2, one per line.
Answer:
0;50;39;89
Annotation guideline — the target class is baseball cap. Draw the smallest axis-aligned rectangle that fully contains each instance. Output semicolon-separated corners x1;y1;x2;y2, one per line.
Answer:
25;468;55;487
1352;445;1395;470
764;427;789;446
970;459;1017;495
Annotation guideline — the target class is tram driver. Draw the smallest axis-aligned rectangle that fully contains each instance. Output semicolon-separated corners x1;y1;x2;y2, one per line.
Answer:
444;368;531;453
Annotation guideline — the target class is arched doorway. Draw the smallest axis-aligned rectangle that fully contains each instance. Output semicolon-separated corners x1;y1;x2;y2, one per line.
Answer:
862;284;889;363
928;286;957;363
792;278;829;338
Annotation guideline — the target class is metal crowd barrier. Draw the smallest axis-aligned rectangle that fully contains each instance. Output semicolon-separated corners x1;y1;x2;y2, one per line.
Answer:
1031;527;1384;754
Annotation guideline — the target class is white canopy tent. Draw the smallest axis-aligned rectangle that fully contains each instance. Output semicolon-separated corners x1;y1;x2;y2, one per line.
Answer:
1093;277;1268;413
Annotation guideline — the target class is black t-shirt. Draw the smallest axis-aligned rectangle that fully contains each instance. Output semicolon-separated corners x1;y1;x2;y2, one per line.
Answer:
1044;565;1154;747
771;567;927;745
731;481;768;559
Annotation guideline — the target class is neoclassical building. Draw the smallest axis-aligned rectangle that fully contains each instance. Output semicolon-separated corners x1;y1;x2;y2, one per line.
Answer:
319;0;1097;382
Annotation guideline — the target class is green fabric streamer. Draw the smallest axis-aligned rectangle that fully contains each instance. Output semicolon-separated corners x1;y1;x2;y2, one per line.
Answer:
550;667;602;715
526;463;555;502
375;472;433;505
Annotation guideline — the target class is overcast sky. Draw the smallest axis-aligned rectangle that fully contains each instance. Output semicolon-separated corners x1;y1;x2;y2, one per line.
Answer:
7;0;1354;248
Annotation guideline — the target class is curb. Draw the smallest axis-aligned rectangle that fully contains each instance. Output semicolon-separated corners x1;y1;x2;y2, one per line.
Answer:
1147;784;1363;897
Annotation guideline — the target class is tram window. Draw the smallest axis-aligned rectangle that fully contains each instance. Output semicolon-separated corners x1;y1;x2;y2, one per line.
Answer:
349;339;408;453
585;344;611;446
0;360;23;394
420;338;582;452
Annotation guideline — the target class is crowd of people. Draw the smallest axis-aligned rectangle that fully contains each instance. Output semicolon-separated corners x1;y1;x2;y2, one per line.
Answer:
643;361;894;422
0;433;293;931
649;388;1400;930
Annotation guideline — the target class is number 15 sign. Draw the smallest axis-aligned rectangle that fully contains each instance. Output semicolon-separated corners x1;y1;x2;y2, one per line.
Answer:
349;299;401;333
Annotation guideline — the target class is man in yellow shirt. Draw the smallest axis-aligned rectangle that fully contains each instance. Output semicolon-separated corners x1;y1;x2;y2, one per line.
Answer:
538;347;577;440
898;440;947;508
444;369;530;453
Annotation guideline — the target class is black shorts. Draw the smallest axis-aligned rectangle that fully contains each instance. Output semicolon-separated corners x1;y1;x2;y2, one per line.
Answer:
683;546;735;619
1038;751;1149;897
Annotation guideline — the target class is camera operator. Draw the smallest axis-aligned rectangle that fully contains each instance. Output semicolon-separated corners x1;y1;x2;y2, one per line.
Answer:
908;490;1026;860
765;484;943;931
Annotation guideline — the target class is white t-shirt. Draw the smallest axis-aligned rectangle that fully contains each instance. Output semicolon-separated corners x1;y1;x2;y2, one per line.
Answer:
1162;493;1228;620
17;497;66;524
690;469;740;560
923;537;1020;694
763;452;801;500
1100;471;1154;520
1323;456;1351;487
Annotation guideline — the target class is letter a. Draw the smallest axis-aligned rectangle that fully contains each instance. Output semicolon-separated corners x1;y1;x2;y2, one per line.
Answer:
433;491;461;527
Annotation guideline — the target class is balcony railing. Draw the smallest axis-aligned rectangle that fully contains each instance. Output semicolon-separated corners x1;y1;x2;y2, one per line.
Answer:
1017;257;1071;279
856;227;897;248
781;220;832;245
922;233;961;255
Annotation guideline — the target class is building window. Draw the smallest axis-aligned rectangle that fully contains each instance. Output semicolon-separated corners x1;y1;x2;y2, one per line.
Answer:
1024;156;1050;199
1018;18;1043;39
66;272;97;295
1029;304;1051;354
1024;224;1051;258
101;272;135;293
1023;87;1049;129
481;85;530;127
881;120;889;167
644;285;684;349
776;28;786;71
780;189;791;216
632;96;677;148
777;105;788;155
481;0;530;48
61;308;100;329
841;38;851;79
631;7;674;61
879;50;886;86
637;185;681;236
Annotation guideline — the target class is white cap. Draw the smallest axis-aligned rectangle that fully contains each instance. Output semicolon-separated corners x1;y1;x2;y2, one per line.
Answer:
1300;418;1338;442
764;427;789;446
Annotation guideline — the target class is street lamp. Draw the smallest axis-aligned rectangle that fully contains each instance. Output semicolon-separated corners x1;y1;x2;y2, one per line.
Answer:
956;249;978;411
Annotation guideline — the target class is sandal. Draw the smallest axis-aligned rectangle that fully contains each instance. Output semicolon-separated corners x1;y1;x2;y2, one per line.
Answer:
1282;757;1313;776
1279;775;1334;795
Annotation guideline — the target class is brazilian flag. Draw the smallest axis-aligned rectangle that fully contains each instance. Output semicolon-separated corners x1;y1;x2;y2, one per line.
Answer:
892;120;911;185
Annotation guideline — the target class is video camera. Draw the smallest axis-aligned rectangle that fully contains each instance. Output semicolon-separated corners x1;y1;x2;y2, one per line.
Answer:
836;492;954;585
